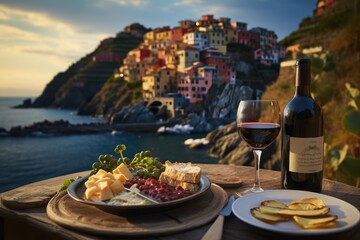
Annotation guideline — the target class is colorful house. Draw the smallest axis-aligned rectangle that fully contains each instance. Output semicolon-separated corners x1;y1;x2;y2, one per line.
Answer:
142;67;176;100
183;31;208;50
206;27;227;53
177;62;216;103
250;27;278;49
201;48;234;84
178;20;195;30
230;21;247;32
155;26;172;41
176;46;200;73
223;27;238;45
238;31;260;49
171;27;188;41
254;47;285;65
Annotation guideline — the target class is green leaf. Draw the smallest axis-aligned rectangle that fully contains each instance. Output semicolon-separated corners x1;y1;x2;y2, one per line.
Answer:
342;110;360;137
341;157;360;179
59;179;74;192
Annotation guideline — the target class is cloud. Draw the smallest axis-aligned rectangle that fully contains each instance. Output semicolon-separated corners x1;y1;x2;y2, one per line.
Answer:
98;0;149;7
174;0;204;6
0;4;107;65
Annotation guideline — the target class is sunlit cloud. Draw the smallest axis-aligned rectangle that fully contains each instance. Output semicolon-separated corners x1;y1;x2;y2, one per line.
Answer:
0;4;108;96
0;4;107;64
174;0;204;6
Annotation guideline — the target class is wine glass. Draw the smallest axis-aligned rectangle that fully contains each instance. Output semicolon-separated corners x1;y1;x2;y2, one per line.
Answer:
236;100;281;196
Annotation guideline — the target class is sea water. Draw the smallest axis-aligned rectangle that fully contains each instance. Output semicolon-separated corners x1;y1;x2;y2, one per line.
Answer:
0;97;217;192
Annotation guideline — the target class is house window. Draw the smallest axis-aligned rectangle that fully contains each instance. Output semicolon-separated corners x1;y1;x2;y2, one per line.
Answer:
192;87;195;91
201;87;206;91
186;52;188;57
205;80;208;85
193;94;196;98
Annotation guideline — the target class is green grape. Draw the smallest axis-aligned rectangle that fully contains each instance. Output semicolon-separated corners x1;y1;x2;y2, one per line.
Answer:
98;155;106;164
152;169;160;179
90;144;165;179
143;150;151;157
136;169;144;178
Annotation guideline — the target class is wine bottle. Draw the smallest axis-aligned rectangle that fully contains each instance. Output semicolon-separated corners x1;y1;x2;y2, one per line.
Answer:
281;58;324;192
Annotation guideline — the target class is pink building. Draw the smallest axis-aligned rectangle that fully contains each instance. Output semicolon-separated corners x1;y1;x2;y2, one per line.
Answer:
177;62;216;103
254;47;285;65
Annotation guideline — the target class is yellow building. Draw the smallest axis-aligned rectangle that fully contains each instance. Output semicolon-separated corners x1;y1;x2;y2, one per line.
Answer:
223;27;238;45
155;27;172;41
144;30;156;45
142;75;156;100
142;67;176;100
176;46;200;73
206;27;227;54
156;67;177;96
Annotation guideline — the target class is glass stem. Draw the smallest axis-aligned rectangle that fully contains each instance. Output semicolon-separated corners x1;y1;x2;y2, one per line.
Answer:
252;150;263;192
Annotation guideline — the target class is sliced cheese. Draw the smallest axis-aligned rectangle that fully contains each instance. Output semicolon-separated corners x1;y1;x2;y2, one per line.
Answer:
84;164;134;201
113;173;127;182
112;163;133;180
85;186;99;200
99;186;114;201
110;180;124;193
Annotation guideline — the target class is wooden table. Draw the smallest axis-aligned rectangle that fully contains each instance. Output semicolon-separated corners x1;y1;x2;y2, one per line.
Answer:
1;164;359;240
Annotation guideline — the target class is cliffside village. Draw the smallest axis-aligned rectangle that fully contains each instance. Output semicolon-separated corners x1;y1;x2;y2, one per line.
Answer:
91;0;333;118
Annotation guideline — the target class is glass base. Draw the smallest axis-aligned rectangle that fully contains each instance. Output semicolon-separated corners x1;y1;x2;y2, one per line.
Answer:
235;185;264;197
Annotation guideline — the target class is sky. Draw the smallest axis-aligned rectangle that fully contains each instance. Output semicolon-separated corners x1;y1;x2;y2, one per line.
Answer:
0;0;317;97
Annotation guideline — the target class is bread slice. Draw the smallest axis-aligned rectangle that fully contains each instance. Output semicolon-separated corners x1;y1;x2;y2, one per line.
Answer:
159;172;199;193
163;160;201;183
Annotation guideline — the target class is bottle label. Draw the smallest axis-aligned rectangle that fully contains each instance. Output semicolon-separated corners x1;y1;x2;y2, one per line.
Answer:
289;136;324;173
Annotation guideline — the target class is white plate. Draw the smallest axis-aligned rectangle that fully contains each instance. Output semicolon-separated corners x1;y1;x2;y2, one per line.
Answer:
232;190;360;235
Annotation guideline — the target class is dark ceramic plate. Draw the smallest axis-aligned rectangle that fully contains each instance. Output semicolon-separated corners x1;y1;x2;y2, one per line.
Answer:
67;174;211;213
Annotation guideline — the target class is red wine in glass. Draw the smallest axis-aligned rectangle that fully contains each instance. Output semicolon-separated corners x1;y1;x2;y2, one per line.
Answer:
237;122;280;149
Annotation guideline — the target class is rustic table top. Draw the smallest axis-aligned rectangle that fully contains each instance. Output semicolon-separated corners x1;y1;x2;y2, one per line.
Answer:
1;164;359;240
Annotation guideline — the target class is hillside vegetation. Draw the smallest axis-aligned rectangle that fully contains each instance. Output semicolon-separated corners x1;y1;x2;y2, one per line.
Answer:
32;27;147;109
263;0;360;186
